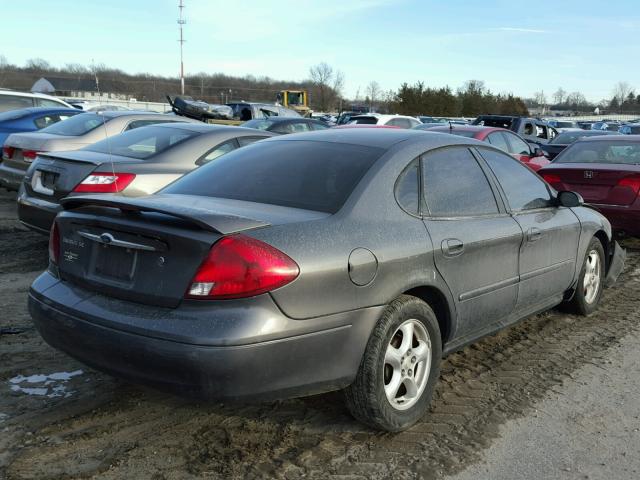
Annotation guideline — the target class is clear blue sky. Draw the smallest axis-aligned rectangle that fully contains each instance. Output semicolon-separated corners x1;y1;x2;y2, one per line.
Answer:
1;0;638;101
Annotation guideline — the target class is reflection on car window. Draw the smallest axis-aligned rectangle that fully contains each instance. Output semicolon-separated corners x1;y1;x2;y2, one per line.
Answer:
395;159;419;214
422;147;498;217
505;132;530;155
41;113;107;136
480;148;552;211
487;132;509;152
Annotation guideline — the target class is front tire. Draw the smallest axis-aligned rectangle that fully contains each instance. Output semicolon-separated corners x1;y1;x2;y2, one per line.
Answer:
344;295;442;432
567;237;605;315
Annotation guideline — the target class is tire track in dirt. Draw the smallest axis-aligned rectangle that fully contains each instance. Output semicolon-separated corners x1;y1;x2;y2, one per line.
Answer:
2;182;640;479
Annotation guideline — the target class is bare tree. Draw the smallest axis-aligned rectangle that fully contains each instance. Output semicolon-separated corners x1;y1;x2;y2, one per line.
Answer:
366;81;381;111
0;55;8;87
534;90;547;107
309;62;343;111
25;58;51;71
553;87;566;105
612;81;633;103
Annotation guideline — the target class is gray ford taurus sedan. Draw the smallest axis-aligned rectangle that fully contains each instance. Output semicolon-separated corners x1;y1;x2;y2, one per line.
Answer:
17;123;275;233
28;129;625;431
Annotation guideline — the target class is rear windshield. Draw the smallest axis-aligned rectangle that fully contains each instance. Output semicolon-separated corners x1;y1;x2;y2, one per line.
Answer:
551;131;620;144
84;125;199;159
163;140;384;213
40;113;107;136
242;119;274;130
350;117;378;125
474;117;514;129
447;130;476;138
555;141;640;165
0;109;29;122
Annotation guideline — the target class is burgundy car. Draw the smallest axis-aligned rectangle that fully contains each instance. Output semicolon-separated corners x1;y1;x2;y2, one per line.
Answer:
540;135;640;236
425;125;550;171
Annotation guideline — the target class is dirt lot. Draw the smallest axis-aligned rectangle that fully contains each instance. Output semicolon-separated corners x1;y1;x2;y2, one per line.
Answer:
1;187;639;480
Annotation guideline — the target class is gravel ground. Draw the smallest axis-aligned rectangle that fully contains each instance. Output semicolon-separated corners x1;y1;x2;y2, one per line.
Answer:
449;331;640;480
1;188;639;480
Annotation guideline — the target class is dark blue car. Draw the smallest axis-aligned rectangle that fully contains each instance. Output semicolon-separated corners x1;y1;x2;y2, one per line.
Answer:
0;107;81;147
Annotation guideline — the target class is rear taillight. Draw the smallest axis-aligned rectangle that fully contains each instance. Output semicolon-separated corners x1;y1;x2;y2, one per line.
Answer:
617;176;640;195
73;172;136;193
49;221;60;265
2;145;14;159
22;150;38;162
186;235;299;300
542;173;562;185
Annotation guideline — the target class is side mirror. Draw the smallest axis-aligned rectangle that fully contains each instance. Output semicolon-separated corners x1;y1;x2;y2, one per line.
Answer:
557;191;584;208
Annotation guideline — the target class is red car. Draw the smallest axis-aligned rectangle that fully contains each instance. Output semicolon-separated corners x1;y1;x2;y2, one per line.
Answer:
425;125;550;171
539;135;640;236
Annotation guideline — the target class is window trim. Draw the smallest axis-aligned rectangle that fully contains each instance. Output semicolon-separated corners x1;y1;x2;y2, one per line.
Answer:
393;157;422;218
473;146;556;213
420;146;505;220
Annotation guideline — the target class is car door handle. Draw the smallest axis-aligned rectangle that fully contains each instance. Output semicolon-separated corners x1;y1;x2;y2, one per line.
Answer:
527;227;542;242
442;238;464;257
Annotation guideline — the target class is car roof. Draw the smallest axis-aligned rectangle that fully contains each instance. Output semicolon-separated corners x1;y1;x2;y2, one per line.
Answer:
0;106;79;116
264;126;477;149
577;134;640;143
154;122;270;135
253;117;315;123
428;125;505;133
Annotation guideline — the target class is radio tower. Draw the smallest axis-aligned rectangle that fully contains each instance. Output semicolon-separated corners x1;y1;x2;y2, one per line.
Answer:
178;0;186;95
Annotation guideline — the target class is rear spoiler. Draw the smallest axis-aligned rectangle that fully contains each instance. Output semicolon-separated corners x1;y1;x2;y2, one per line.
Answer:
60;194;269;234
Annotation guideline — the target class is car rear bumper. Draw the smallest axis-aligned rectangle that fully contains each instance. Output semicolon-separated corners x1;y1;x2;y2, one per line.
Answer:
29;271;382;400
591;203;640;236
605;240;626;288
0;162;25;191
17;189;60;233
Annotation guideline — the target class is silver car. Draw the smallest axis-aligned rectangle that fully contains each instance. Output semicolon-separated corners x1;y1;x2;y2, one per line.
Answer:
0;111;197;190
17;123;275;233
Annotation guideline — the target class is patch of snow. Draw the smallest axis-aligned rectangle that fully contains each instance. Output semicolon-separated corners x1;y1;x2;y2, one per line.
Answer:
7;370;84;398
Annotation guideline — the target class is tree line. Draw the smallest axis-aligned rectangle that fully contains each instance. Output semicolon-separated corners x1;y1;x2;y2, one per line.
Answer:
529;81;640;114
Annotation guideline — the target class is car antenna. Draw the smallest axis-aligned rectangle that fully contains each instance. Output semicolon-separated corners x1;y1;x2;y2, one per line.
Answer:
449;121;453;131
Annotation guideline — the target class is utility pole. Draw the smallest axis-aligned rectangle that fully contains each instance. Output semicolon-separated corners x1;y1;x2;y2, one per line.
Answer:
177;0;186;95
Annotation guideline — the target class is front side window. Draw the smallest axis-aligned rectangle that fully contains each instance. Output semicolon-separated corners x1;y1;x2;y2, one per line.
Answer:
422;147;498;217
479;148;553;211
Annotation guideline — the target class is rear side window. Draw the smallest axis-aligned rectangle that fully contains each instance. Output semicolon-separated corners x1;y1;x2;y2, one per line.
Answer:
164;140;384;213
395;159;419;215
504;132;530;155
84;125;199;159
34;115;61;129
41;113;107;136
351;117;378;125
36;98;66;108
422;147;498;217
272;122;309;134
197;140;237;166
479;148;552;210
0;95;34;112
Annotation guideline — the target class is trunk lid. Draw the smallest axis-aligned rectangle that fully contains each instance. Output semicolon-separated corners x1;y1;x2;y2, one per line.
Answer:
26;152;140;200
55;194;325;308
545;163;640;205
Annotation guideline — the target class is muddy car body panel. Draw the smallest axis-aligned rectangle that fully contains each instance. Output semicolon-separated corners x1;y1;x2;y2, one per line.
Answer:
29;129;624;401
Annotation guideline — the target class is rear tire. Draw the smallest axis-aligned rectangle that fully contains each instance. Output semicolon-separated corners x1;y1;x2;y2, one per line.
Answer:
567;237;605;315
344;295;442;432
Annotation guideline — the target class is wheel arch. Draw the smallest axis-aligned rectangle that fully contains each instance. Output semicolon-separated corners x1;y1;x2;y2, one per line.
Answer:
402;285;453;345
593;229;611;273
